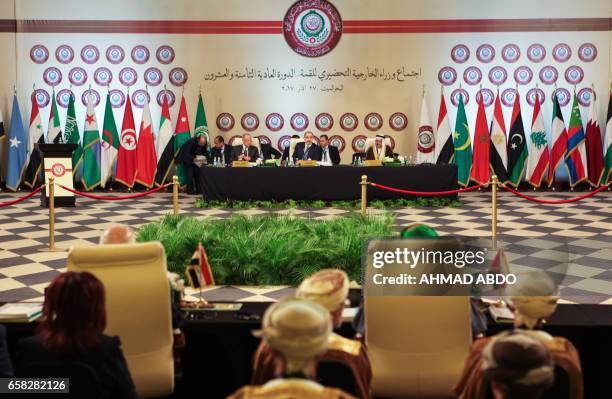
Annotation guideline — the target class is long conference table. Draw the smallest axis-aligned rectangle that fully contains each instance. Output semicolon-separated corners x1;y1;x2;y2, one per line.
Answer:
198;164;459;201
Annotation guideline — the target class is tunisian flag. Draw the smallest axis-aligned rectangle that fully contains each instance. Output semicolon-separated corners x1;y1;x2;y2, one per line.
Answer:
470;90;490;185
115;94;138;188
135;99;157;188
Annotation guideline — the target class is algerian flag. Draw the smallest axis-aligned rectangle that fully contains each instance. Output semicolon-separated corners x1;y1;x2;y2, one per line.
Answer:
81;93;101;190
194;92;210;147
452;94;472;186
603;92;612;184
100;92;119;188
47;89;63;144
64;93;83;180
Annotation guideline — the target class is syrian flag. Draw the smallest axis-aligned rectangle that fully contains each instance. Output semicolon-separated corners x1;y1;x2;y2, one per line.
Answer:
506;92;528;187
603;92;612;184
23;91;45;188
135;97;157;188
489;91;507;182
585;92;604;186
81;93;101;191
417;95;435;163
155;94;174;186
46;89;63;144
470;89;490;185
435;90;453;164
526;93;549;188
547;92;568;187
191;242;215;287
100;92;119;188
565;92;587;187
115;94;138;188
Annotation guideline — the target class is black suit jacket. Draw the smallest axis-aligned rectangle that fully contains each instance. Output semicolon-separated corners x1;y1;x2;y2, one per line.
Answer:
231;145;259;162
365;145;394;160
319;145;341;165
176;137;210;164
293;142;320;161
211;144;233;165
0;325;12;377
259;143;282;161
17;334;137;399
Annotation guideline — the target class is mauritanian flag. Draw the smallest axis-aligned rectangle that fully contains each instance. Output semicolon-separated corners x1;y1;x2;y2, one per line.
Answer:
452;93;472;186
173;95;191;186
46;89;62;144
603;92;612;184
506;92;528;187
194;92;210;145
565;92;587;187
489;90;507;182
585;92;604;186
192;242;215;287
64;93;82;180
81;93;101;190
135;98;157;188
547;92;568;186
470;90;490;185
526;93;549;188
435;90;453;164
115;94;138;188
417;95;435;164
23;90;45;188
155;94;174;186
100;92;119;188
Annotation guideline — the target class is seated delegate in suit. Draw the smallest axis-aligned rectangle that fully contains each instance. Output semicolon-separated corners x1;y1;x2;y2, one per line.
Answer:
177;132;210;194
365;134;393;160
17;272;137;399
293;131;321;161
319;134;341;165
211;135;233;165
231;133;259;162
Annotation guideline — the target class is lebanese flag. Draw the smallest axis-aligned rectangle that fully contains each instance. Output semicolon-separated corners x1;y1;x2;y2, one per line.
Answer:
585;92;604;186
192;242;215;287
470;90;490;185
489;91;507;182
135;98;157;188
416;95;435;163
526;93;549;188
547;93;567;186
435;90;453;164
115;94;138;188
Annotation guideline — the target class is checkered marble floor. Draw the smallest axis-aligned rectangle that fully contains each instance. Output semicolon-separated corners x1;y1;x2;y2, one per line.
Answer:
0;190;610;304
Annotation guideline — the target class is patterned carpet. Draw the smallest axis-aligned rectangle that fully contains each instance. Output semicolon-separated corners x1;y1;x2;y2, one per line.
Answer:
0;189;611;304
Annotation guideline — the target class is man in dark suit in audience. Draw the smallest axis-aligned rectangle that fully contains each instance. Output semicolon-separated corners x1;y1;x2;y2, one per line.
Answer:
293;131;320;161
365;134;393;160
211;135;232;165
177;133;210;194
231;133;259;162
319;134;341;165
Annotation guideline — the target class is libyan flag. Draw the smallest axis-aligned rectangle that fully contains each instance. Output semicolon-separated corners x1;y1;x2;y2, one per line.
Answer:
173;95;191;186
506;93;528;187
452;93;472;186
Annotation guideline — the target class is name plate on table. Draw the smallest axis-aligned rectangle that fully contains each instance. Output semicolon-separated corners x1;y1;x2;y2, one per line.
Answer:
232;161;251;168
298;160;318;167
363;160;382;167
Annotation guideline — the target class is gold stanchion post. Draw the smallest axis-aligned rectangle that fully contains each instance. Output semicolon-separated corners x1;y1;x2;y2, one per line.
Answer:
48;176;56;251
491;175;498;240
360;175;368;216
172;175;179;215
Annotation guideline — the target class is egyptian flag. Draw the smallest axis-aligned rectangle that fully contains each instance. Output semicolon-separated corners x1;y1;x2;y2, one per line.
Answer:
435;90;453;164
135;97;157;188
526;93;549;188
192;242;215;287
585;91;604;186
603;92;612;184
565;92;587;187
115;94;138;188
489;90;507;182
547;92;568;186
155;94;174;186
470;89;490;185
23;91;45;188
506;92;528;187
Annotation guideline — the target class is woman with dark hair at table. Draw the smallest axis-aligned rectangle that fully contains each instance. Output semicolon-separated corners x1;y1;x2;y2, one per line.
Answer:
17;272;137;399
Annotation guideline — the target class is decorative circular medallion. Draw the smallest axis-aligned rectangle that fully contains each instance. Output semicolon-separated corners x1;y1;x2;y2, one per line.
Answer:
418;124;434;154
526;88;545;107
169;67;188;86
241;113;260;131
265;113;284;131
552;43;571;62
476;44;495;63
328;135;345;152
35;89;50;108
105;45;125;64
50;163;66;178
553;88;571;107
283;0;343;58
257;135;272;145
364;112;383;131
216;113;235;132
131;89;150;108
55;45;74;64
488;66;508;85
577;87;592;107
81;89;100;107
131;45;150;64
501;88;518;107
514;66;533;85
389;112;408;131
68;67;88;86
475;88;495;107
119;67;138;86
156;45;175;64
340;112;358;131
290;112;309;131
156;89;175;107
527;44;546;62
450;44;470;63
387;136;396;150
277;135;292;151
438;66;457;86
80;45;100;64
109;89;126;108
450;88;469;106
539;66;558;85
351;135;368;152
564;65;584;84
143;67;163;86
315;112;334;131
463;66;482;85
30;45;49;64
56;89;74;108
43;67;62;86
577;43;597;62
501;44;521;63
120;128;137;151
94;67;113;86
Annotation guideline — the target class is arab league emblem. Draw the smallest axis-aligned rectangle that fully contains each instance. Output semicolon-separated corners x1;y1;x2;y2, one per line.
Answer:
283;0;342;57
418;125;435;154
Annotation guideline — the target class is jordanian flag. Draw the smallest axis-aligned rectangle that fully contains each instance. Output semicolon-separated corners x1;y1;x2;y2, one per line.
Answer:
64;93;82;180
47;89;63;144
100;92;119;188
155;94;174;186
506;92;528;187
173;95;191;186
194;92;210;147
565;92;587;187
81;93;101;190
452;93;472;186
604;92;612;184
489;90;507;182
23;90;45;188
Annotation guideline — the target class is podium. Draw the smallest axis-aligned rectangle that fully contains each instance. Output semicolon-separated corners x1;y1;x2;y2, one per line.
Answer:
36;144;77;208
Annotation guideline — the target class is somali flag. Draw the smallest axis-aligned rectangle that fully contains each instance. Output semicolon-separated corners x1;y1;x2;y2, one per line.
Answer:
6;95;27;191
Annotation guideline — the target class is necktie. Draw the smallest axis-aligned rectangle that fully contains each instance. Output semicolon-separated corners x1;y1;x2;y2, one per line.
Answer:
243;146;247;156
304;145;310;160
323;148;328;162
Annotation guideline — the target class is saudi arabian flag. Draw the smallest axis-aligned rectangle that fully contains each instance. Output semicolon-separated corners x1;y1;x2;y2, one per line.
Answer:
452;94;472;186
81;93;101;190
100;93;119;188
173;95;191;185
64;93;82;179
194;92;210;147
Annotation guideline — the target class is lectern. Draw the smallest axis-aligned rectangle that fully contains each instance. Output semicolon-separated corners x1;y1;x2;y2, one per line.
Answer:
36;144;77;207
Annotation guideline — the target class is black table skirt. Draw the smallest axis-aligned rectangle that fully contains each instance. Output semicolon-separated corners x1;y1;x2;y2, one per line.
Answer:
199;164;458;201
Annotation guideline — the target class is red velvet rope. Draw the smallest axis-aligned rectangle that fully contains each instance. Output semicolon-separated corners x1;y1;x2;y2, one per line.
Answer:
59;183;172;201
500;183;610;204
0;185;45;207
369;181;485;196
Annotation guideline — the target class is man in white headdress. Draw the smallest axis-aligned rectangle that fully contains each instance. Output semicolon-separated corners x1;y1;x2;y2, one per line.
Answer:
365;134;393;160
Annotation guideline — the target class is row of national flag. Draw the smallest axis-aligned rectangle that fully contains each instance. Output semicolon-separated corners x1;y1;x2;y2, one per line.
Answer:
419;87;612;188
3;89;209;191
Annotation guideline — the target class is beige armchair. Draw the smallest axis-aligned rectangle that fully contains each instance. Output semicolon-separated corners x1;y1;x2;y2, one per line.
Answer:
67;242;174;398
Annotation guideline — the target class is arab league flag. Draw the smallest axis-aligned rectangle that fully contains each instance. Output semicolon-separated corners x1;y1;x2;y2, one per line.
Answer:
23;91;45;188
547;92;568;187
135;98;157;188
417;95;435;164
565;92;587;187
435;90;453;164
155;94;174;186
46;89;63;144
64;93;82;180
603;92;612;184
115;94;138;188
526;93;549;188
173;95;191;186
506;92;528;187
489;90;507;182
194;92;210;146
470;90;490;185
452;93;472;186
6;96;27;191
585;92;604;187
100;93;119;188
81;93;101;190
